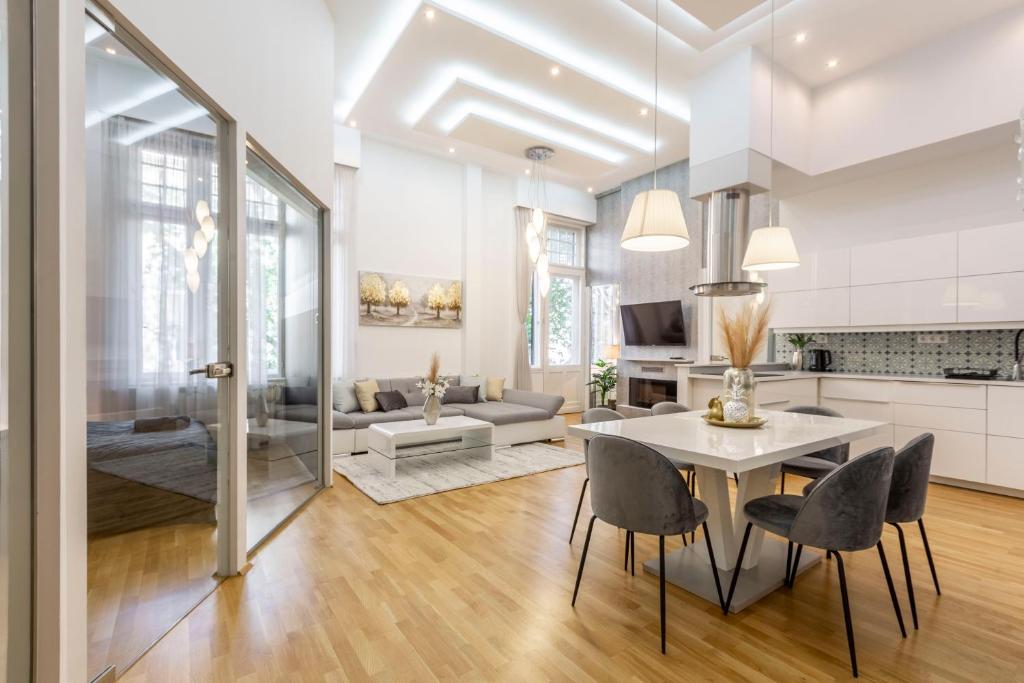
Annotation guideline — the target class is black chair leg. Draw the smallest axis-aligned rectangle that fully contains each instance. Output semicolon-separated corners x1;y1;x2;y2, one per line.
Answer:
876;541;907;638
834;551;858;678
624;530;632;572
659;535;667;654
786;541;793;584
630;530;635;576
572;516;597;606
780;471;786;495
682;528;688;547
892;523;918;629
569;478;589;544
918;518;941;595
789;544;804;588
702;522;726;613
723;522;753;614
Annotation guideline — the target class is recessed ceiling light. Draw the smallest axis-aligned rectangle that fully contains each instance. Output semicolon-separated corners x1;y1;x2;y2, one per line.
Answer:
550;65;560;77
424;8;435;20
640;107;649;117
524;169;531;175
349;120;357;127
794;33;807;44
587;187;594;193
448;147;456;154
826;59;838;69
105;47;116;55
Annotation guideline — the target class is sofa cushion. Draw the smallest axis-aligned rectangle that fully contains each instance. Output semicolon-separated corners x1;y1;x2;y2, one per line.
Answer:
332;380;360;413
443;385;478;404
271;404;353;430
346;410;417;429
456;402;550;426
459;375;488;402
502;389;564;418
354;379;380;412
375;390;408;412
396;405;465;420
284;385;317;405
485;377;505;401
388;377;425;406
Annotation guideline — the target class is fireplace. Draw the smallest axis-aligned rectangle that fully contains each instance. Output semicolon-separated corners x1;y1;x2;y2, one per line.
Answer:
629;377;677;409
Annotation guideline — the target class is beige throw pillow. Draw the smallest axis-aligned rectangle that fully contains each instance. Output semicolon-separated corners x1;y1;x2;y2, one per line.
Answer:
354;379;381;412
485;377;505;402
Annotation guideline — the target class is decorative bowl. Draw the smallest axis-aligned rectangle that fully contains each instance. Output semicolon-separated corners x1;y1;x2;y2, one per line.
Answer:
701;414;768;429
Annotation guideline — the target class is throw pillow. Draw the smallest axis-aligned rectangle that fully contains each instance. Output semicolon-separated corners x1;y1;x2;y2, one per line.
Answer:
354;379;381;412
332;380;360;413
443;385;478;404
459;375;487;402
485;377;505;402
374;390;408;412
283;385;317;405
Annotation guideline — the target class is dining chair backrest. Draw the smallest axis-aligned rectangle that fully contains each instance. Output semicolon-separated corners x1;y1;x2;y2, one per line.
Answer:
886;433;934;524
651;401;689;416
785;405;850;465
789;446;895;552
580;407;625;475
587;435;698;536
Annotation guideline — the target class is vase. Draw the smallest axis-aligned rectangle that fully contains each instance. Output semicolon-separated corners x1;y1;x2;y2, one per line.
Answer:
256;393;270;427
722;367;756;423
791;349;804;371
423;394;441;425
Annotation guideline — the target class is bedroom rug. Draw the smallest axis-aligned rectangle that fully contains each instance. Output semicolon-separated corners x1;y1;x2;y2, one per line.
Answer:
333;442;584;504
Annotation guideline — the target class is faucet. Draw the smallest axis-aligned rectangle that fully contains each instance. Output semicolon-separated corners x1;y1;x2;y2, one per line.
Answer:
1014;330;1023;381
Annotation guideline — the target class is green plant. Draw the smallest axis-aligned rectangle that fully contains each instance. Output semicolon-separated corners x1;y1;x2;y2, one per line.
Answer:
786;333;816;349
587;359;618;405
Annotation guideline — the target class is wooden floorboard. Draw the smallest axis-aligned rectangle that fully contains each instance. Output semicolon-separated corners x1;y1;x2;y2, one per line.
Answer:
120;415;1024;681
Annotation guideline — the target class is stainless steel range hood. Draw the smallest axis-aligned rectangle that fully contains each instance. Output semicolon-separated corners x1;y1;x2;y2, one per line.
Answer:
689;188;765;297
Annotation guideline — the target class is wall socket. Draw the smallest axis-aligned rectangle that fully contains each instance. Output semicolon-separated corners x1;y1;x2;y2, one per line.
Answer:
917;333;949;344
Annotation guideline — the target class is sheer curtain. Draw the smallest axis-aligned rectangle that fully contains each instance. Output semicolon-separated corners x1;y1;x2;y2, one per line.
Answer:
513;207;534;389
332;164;357;380
87;115;218;418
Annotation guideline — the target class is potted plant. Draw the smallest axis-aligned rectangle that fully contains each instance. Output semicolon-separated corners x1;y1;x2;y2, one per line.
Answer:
416;353;449;425
587;358;618;408
786;333;815;370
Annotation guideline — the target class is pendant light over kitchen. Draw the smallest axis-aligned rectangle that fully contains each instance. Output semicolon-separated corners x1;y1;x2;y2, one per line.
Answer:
620;0;689;253
742;0;800;272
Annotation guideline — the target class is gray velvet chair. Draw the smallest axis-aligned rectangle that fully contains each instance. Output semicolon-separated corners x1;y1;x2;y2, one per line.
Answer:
570;408;625;544
649;402;698;538
725;447;906;678
779;405;850;494
572;435;725;653
650;401;689;416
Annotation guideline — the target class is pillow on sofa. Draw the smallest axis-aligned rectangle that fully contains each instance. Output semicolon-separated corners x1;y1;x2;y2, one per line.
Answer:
374;390;408;412
283;385;317;405
443;385;478;404
354;379;380;412
485;377;505;402
332;380;360;413
459;376;488;402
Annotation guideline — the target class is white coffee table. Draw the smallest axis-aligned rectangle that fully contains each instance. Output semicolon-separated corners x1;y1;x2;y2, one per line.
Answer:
367;416;494;478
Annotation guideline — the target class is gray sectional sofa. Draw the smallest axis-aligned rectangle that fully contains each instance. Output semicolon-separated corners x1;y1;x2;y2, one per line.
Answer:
309;376;566;456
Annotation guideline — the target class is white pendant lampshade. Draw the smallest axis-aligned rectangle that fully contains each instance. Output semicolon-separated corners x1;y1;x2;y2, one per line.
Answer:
193;230;208;258
742;226;800;271
200;215;216;241
184;247;199;274
620;189;690;252
537;254;551;297
531;206;545;232
195;199;210;223
186;270;201;294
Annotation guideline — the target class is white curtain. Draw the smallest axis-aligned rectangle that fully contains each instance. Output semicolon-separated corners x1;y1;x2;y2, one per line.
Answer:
513;207;534;390
87;116;218;418
332;164;358;380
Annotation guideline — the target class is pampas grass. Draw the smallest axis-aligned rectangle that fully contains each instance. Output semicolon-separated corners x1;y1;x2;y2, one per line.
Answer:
426;352;441;384
717;300;773;369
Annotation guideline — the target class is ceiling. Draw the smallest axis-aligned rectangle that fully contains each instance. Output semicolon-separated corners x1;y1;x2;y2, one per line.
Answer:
333;0;1022;193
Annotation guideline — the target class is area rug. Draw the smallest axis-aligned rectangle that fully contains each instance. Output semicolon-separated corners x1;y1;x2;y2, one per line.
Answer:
333;442;584;504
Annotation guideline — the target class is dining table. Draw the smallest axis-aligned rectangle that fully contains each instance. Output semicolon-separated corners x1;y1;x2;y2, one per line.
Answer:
568;409;887;612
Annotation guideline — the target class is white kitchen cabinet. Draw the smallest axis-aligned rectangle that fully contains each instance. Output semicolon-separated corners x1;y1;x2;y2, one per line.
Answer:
893;404;986;434
957;272;1024;324
958;221;1024;277
851;232;957;286
816;248;852;289
987;436;1024;489
756;379;818;411
763;254;817;293
895;426;986;483
891;381;986;410
987;386;1024;439
849;279;957;326
771;288;850;329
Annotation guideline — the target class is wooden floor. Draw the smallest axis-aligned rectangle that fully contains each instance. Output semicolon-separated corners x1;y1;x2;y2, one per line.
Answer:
121;415;1024;682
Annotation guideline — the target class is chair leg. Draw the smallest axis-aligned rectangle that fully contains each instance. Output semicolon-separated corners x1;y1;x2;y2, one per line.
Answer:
891;523;918;629
572;516;597;606
876;541;908;638
786;541;793;585
690;474;697;544
682;528;688;547
780;471;786;495
659;535;667;654
723;522;753;614
834;551;858;678
918;518;941;595
624;530;632;572
630;530;635;576
789;544;804;588
569;478;589;544
702;522;726;613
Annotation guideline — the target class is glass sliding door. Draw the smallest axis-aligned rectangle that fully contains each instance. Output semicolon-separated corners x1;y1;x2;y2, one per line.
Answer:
84;14;228;679
244;148;323;549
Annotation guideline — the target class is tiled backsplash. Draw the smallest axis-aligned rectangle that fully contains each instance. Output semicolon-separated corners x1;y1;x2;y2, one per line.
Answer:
773;329;1022;377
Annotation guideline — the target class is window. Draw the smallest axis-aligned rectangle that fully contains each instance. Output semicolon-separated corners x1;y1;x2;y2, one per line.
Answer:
590;284;619;365
246;175;281;221
546;226;580;266
526;278;540;367
140;220;188;374
546;274;581;366
251;231;282;377
141;148;187;208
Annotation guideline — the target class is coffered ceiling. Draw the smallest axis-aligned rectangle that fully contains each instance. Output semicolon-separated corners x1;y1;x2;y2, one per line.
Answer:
332;0;1021;193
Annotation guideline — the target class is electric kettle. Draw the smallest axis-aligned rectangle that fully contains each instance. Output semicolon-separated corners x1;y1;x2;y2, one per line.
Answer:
807;349;833;372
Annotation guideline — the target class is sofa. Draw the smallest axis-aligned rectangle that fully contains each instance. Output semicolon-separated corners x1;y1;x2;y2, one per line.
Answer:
275;376;567;457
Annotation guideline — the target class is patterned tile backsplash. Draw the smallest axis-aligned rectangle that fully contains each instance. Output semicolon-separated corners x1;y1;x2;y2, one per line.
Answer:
773;329;1023;377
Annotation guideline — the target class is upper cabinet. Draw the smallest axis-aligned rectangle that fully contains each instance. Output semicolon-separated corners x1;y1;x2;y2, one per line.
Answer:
850;278;957;326
816;248;852;289
851;233;957;286
958;222;1024;277
764;248;850;293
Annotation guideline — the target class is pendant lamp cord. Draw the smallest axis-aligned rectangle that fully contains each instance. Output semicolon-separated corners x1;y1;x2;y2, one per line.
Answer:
768;0;775;226
653;0;659;190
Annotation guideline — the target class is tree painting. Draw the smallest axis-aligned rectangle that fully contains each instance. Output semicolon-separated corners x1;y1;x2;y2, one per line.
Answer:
388;280;411;315
359;273;387;315
426;283;447;318
446;281;463;321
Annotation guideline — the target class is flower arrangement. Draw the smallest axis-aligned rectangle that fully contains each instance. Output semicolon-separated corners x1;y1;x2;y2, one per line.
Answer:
717;301;773;369
416;352;450;398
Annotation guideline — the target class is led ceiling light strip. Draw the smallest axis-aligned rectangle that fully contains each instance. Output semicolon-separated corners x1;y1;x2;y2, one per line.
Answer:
118;105;208;146
86;80;179;128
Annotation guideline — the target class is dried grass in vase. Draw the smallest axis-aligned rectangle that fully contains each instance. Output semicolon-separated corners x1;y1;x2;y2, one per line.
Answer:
717;300;773;369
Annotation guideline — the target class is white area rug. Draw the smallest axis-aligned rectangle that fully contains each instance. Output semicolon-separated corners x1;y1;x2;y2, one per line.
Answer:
333;442;583;504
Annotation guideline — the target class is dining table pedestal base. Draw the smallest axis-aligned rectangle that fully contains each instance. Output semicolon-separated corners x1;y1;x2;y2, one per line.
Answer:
643;538;821;613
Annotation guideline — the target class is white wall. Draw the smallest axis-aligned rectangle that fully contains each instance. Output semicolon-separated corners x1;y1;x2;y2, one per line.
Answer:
110;0;335;204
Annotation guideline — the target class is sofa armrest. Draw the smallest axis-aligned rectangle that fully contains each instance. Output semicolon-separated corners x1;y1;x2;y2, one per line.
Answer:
502;389;564;417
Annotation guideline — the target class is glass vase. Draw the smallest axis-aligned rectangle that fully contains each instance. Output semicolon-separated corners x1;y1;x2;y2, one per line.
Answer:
423;394;441;425
721;367;756;423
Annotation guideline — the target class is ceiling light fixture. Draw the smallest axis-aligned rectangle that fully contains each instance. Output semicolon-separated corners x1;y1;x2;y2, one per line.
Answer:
587;187;594;193
620;0;689;254
425;8;436;20
105;47;117;55
826;59;838;69
794;32;806;44
448;146;456;154
743;0;800;273
118;105;208;146
524;146;554;297
550;65;560;77
639;107;649;117
349;120;358;127
524;169;531;175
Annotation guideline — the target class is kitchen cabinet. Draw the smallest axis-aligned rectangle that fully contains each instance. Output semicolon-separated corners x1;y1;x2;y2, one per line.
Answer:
958;221;1024;277
771;288;850;328
849;278;956;326
819;378;894;455
816;248;852;289
987;386;1024;439
687;377;818;413
957;272;1024;323
987;436;1024;489
896;426;986;482
763;256;817;293
891;381;986;410
851;232;957;286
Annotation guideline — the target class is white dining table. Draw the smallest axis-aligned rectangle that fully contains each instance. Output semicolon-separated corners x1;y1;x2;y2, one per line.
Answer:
568;409;887;612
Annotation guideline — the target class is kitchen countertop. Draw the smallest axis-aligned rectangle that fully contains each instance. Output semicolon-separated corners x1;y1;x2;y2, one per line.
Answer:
686;369;1024;388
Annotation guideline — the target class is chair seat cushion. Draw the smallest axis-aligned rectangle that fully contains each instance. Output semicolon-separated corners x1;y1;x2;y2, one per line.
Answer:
781;455;840;479
743;495;805;537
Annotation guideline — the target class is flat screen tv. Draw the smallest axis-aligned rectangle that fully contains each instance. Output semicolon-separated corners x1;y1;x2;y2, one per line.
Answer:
621;300;687;346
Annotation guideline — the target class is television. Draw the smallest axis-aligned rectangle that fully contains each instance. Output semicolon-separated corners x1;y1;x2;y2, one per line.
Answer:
620;300;687;346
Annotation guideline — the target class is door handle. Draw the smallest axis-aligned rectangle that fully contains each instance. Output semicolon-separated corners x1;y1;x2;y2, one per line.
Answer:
189;361;234;379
